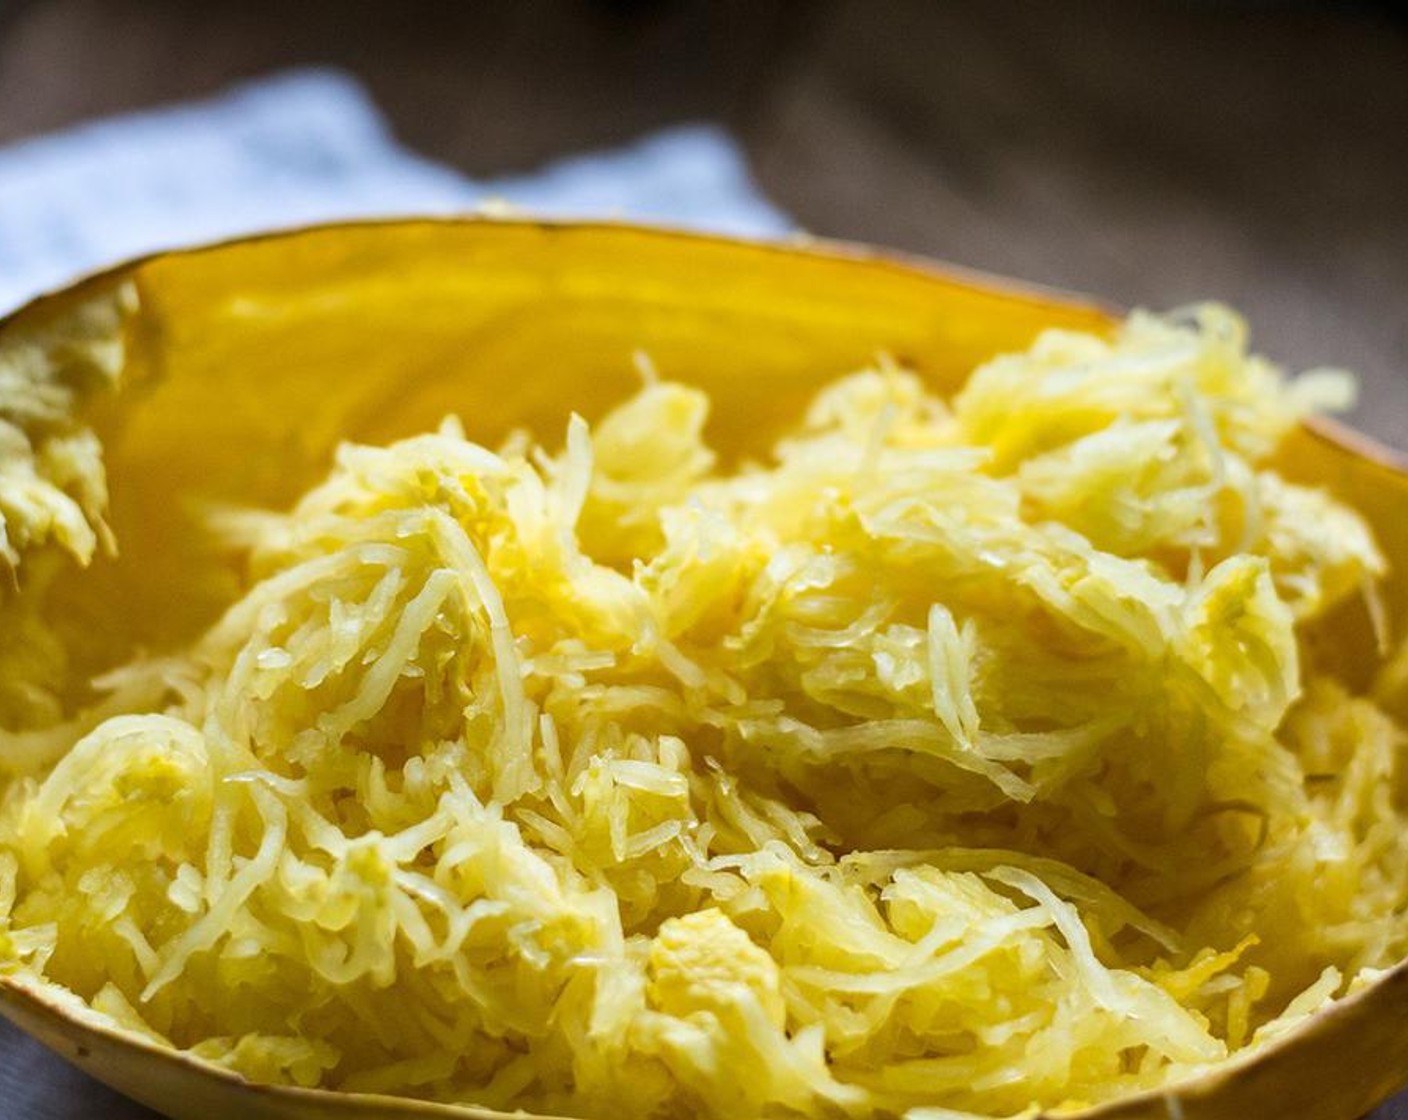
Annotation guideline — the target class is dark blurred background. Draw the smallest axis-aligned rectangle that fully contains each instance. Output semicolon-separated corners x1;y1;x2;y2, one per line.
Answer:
0;0;1404;446
0;2;1404;1118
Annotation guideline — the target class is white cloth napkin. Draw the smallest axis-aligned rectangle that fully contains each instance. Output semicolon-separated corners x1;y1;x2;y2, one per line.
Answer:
0;68;792;313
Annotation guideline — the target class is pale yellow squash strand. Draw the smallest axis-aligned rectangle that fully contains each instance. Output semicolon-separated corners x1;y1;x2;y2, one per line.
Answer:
0;307;1403;1119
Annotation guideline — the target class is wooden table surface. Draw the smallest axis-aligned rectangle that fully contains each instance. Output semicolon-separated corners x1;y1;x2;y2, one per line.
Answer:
0;2;1404;1118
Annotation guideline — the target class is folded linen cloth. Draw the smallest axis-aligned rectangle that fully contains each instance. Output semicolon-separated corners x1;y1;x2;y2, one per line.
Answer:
0;67;792;314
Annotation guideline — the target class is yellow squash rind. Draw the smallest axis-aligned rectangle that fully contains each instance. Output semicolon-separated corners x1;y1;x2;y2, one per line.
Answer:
0;219;1404;1120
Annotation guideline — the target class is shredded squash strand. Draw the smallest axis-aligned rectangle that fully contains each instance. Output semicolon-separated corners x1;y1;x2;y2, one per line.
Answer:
1;306;1405;1119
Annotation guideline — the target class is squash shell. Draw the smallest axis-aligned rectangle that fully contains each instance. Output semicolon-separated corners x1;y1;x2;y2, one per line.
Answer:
0;219;1404;1120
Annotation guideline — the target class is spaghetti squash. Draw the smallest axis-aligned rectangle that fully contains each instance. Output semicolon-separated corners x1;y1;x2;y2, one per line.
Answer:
0;299;1404;1119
